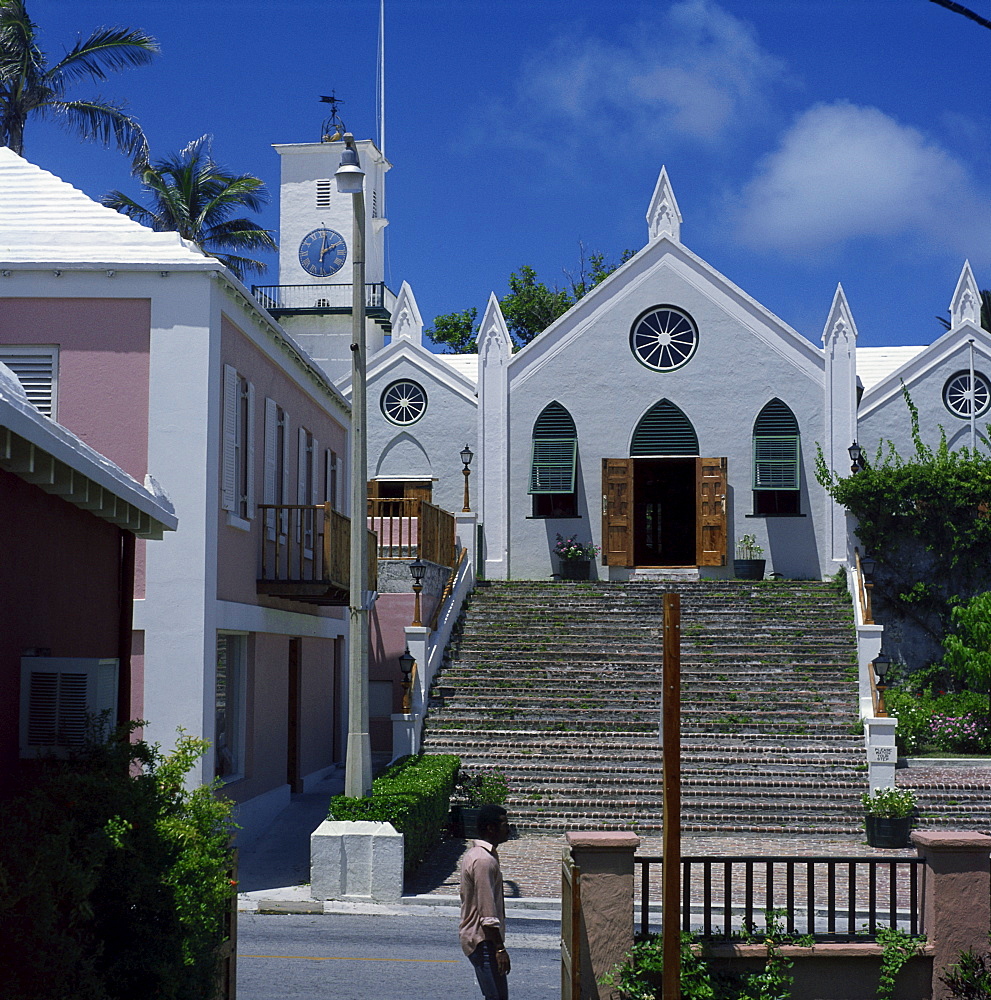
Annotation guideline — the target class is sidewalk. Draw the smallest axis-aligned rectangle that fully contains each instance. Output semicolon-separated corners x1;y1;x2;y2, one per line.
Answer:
236;768;919;916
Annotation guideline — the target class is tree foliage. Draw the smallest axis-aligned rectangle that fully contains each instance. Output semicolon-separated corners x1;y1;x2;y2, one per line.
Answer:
425;244;635;353
0;0;156;158
0;725;236;1000
816;385;991;647
103;134;277;279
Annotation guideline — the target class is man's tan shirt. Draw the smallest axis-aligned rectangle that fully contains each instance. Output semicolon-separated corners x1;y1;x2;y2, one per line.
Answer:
459;838;506;957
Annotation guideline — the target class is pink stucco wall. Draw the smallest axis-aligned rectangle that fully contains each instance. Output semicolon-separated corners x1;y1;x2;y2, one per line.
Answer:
0;298;150;478
214;313;349;615
0;298;151;598
0;468;127;797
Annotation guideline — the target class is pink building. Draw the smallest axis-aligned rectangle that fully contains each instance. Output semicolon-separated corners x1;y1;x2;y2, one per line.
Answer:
0;148;362;838
0;360;175;798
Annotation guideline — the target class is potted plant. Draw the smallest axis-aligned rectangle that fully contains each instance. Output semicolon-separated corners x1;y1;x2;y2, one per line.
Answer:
554;534;601;581
862;787;917;847
453;769;509;840
734;534;766;580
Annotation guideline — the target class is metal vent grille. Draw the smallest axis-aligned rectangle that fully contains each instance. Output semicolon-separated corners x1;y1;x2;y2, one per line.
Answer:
316;180;332;208
631;400;698;456
1;350;56;416
27;670;88;747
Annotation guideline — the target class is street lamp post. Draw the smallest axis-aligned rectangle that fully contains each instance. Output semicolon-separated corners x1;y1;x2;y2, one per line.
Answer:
337;134;372;798
872;652;891;718
460;444;474;512
398;646;415;713
409;557;426;627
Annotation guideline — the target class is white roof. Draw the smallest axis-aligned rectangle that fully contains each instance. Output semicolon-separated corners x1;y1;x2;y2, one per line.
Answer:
856;346;927;390
434;353;478;386
0;362;177;538
0;146;209;267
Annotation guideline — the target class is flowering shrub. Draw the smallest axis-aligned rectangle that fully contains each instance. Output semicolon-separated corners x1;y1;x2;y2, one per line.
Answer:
554;533;600;561
930;713;989;754
862;787;916;818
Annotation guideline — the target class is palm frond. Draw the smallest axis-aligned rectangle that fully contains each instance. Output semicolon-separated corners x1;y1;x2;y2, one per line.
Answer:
208;252;271;280
51;97;148;159
101;188;162;230
202;219;278;252
49;26;158;85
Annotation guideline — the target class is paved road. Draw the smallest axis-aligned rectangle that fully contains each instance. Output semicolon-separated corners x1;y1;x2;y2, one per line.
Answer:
237;911;561;1000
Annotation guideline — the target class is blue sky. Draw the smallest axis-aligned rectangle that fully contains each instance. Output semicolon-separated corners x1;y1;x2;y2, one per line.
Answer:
19;0;991;350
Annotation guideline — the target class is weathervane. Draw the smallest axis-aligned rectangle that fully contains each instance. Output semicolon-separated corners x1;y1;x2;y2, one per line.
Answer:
319;92;347;142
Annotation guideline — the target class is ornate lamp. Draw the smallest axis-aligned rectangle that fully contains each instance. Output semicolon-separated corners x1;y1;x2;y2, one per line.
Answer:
848;441;865;474
398;646;415;712
409;557;427;627
872;651;891;717
460;444;474;512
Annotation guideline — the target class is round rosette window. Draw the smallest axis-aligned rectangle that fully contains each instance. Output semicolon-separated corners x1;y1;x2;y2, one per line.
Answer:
630;306;699;372
942;370;991;419
381;379;427;424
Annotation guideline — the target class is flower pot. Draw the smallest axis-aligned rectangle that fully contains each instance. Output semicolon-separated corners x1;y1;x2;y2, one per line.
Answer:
560;558;591;581
733;559;766;580
865;814;912;848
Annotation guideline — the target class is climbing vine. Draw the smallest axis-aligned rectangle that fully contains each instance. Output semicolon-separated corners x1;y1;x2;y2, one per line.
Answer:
816;385;991;647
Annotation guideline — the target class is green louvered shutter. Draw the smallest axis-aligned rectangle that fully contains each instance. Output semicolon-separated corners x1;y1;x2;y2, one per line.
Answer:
753;437;800;489
530;402;577;494
530;438;578;493
753;400;800;490
630;400;698;456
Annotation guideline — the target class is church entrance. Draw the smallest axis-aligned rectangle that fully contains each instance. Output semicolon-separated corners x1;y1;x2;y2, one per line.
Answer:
633;458;696;566
602;457;727;568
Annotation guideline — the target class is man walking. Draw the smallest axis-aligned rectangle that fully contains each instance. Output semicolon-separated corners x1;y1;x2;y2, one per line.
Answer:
459;804;511;1000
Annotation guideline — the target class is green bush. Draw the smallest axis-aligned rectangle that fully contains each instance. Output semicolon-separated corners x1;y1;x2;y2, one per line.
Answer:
887;689;990;755
0;725;236;1000
329;754;459;873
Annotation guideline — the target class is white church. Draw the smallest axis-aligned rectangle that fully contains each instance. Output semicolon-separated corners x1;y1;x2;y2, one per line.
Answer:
262;133;991;584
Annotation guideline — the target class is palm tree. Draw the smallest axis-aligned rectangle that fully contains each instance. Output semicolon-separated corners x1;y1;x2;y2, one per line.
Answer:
0;0;156;158
103;135;278;280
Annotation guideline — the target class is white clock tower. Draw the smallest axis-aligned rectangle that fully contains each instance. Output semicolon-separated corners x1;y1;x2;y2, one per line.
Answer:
268;135;392;381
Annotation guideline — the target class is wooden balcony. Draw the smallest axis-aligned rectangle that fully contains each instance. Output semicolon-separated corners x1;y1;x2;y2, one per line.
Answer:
257;504;378;606
367;498;457;568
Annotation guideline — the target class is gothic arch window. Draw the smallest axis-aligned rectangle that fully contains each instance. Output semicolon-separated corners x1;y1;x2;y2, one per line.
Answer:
529;401;578;518
630;400;699;456
380;379;427;425
942;370;991;419
629;305;699;372
753;399;801;515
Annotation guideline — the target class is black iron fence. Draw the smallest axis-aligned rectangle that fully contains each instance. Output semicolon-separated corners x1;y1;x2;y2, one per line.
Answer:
634;855;923;941
251;282;395;316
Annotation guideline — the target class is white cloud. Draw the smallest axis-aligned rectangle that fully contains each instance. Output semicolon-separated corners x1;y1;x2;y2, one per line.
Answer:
484;0;785;152
734;102;991;257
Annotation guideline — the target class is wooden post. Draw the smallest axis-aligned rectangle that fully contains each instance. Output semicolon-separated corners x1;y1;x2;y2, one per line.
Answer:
662;592;681;1000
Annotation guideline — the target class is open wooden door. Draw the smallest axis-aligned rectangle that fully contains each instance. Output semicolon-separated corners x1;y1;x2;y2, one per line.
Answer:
697;457;727;566
602;458;634;567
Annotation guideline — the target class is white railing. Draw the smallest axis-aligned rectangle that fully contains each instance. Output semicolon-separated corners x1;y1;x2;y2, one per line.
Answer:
845;545;896;791
392;512;477;759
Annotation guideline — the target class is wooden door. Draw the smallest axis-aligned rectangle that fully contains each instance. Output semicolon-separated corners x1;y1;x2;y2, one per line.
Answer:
602;458;634;567
696;457;727;567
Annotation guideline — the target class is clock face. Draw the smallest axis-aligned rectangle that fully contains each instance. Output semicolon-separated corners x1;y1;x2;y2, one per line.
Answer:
298;228;348;277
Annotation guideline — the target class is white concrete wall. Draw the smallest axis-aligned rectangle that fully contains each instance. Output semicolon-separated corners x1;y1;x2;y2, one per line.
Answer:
365;352;477;515
501;240;832;580
858;326;991;459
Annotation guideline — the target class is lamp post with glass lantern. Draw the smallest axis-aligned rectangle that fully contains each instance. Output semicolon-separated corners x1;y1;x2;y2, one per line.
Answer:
337;133;371;798
410;557;426;627
460;444;474;512
848;441;866;474
872;651;891;717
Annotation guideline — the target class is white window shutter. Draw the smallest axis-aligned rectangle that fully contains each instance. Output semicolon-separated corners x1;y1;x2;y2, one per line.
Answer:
281;409;291;509
297;427;308;504
245;382;256;519
264;398;277;532
222;365;238;512
311;437;320;503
